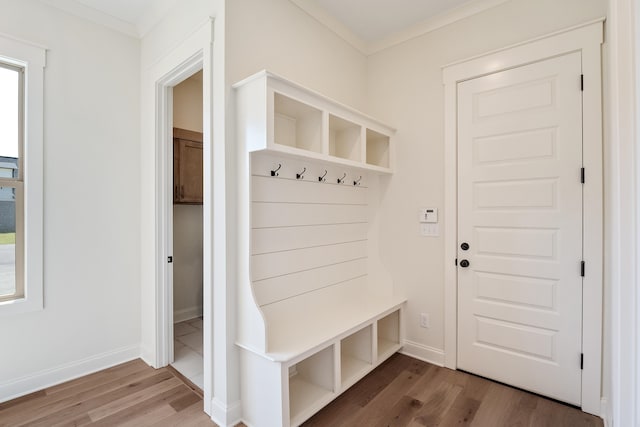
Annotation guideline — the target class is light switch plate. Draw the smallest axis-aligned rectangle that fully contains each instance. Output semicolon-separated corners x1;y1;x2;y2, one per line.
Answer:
421;223;439;236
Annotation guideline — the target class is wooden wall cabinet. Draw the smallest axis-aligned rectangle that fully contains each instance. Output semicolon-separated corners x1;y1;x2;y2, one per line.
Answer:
173;128;203;204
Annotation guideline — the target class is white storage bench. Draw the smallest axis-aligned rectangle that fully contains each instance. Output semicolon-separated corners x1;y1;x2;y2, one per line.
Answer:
234;71;405;426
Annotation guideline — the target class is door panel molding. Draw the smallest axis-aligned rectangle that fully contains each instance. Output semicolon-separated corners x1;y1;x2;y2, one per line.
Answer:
443;19;603;415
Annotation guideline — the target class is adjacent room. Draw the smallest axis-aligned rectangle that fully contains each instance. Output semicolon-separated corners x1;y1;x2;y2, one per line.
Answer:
0;0;638;426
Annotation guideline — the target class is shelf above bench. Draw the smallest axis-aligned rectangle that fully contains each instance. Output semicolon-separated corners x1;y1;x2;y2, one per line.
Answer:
234;70;396;174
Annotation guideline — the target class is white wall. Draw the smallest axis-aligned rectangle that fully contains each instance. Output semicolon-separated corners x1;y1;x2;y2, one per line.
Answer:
0;0;140;400
173;72;204;321
366;0;606;362
226;0;368;110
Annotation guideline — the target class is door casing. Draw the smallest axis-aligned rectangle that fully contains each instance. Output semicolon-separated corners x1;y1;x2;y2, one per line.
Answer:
442;18;604;415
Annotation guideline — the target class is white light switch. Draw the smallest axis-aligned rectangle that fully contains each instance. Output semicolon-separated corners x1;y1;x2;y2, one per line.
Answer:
418;208;438;223
421;223;439;237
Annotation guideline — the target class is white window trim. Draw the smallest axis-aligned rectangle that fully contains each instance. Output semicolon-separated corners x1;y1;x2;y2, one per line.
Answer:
0;34;45;315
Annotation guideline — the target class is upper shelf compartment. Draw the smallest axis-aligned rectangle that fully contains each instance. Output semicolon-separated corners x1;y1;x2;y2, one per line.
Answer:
233;70;395;174
274;93;323;153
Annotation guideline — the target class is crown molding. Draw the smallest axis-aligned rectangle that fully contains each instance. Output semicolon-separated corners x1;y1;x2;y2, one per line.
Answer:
39;0;139;37
368;0;512;54
290;0;513;56
39;0;179;39
289;0;368;54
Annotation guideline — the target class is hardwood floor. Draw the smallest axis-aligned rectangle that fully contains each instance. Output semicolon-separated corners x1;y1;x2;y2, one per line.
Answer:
0;354;603;426
0;359;215;427
304;354;603;427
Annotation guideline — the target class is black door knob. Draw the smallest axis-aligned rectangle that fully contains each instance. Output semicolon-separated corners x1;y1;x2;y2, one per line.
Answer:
460;242;469;251
459;259;470;268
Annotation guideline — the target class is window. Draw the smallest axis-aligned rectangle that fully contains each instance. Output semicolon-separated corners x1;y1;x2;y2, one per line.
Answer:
0;62;23;303
0;35;45;315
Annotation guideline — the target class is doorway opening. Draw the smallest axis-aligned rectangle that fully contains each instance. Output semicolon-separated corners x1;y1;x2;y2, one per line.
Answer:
170;70;204;390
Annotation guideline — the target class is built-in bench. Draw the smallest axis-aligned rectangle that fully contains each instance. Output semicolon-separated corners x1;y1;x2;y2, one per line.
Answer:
234;71;404;426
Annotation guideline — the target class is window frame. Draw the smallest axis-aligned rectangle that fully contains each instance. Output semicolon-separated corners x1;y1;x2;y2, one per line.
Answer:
0;34;45;315
0;61;24;303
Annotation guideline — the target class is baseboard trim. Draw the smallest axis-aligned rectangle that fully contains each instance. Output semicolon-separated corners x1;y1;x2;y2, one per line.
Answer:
601;397;612;427
401;340;445;366
139;345;156;368
210;398;242;427
0;344;141;403
174;306;203;323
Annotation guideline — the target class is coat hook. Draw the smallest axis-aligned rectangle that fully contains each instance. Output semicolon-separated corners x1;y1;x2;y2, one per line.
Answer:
337;173;347;184
353;176;362;186
318;170;327;182
271;163;281;177
296;167;306;180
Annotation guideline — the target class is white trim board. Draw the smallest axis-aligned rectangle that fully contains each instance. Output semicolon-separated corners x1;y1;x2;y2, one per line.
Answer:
604;0;640;425
141;18;222;419
39;0;180;38
400;340;445;367
289;0;511;56
211;398;242;427
0;345;140;403
39;0;138;37
442;19;604;416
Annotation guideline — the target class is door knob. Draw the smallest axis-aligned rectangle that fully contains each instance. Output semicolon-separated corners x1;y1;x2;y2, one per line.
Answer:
461;242;470;251
459;259;470;268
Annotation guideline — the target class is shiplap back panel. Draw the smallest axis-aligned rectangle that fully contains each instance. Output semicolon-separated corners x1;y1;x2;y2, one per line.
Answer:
253;176;367;205
251;153;369;308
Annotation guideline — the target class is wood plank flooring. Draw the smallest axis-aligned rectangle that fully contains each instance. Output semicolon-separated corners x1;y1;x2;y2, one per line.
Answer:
0;359;215;427
304;354;603;427
0;354;603;426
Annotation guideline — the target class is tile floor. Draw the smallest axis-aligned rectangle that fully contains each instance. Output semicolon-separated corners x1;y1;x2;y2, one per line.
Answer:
173;317;204;390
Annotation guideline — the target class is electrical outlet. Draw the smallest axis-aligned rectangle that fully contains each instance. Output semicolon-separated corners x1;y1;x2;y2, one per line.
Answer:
420;313;430;328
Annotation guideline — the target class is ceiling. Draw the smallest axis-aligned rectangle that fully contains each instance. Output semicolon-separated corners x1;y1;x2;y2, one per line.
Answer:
306;0;472;43
42;0;508;53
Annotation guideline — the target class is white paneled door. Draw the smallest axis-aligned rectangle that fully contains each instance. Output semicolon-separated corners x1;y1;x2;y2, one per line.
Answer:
457;52;583;405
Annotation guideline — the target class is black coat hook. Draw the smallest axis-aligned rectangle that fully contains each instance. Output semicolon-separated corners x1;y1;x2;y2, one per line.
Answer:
296;167;306;180
353;176;362;186
337;173;346;184
271;164;281;177
318;170;327;182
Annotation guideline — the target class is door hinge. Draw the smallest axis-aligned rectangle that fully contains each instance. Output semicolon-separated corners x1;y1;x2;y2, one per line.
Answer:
581;261;585;277
581;353;584;370
581;167;585;184
168;256;173;263
455;258;458;266
581;74;584;91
